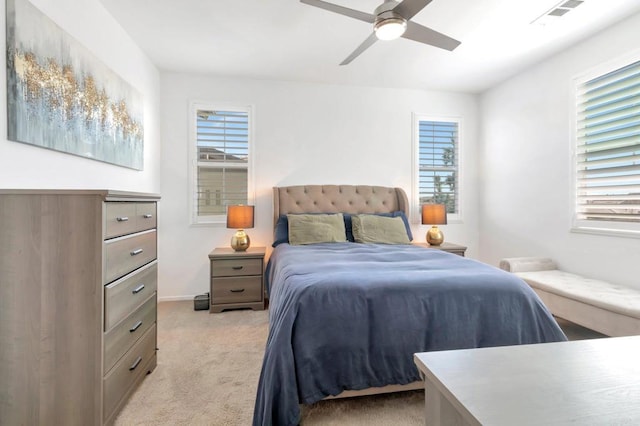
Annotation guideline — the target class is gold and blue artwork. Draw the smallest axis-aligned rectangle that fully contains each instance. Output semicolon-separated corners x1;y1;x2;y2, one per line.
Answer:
6;0;144;170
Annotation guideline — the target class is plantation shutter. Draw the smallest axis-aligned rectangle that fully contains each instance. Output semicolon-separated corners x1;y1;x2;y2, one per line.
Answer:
196;109;249;217
418;120;459;214
576;60;640;223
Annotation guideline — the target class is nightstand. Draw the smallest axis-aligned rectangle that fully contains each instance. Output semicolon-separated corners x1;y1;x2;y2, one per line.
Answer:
208;247;265;313
414;242;467;257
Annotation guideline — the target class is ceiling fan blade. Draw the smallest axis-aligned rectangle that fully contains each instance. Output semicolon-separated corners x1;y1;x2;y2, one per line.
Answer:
393;0;434;20
300;0;375;23
340;32;378;65
402;21;460;51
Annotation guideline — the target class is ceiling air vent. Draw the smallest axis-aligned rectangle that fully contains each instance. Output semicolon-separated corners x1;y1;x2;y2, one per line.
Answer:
532;0;584;25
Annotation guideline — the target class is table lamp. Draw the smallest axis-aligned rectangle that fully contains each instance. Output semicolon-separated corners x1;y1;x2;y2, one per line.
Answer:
422;204;447;246
226;205;254;251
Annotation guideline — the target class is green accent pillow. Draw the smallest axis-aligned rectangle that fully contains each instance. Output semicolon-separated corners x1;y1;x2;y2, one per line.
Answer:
351;214;411;244
287;213;347;245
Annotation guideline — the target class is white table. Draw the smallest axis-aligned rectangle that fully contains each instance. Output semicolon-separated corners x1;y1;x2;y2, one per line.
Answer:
414;336;640;425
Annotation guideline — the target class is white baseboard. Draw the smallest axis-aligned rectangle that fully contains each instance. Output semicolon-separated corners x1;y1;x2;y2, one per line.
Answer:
158;295;197;302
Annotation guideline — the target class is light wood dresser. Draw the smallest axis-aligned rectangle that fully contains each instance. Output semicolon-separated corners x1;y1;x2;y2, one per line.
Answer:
0;190;160;425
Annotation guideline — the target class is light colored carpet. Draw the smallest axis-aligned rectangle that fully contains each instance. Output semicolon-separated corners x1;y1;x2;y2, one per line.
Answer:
115;302;268;425
115;301;605;426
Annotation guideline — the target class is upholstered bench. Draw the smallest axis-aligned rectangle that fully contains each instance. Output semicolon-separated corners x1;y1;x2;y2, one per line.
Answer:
500;257;640;337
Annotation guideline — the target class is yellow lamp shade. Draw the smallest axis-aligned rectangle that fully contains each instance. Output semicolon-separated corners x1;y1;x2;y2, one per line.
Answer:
226;205;254;229
421;204;447;226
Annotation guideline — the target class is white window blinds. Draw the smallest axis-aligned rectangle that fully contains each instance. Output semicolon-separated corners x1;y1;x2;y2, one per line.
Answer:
418;120;459;214
195;109;249;220
576;60;640;225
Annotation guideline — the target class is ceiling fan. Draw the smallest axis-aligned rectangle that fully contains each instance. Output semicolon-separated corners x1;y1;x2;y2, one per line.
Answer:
300;0;461;65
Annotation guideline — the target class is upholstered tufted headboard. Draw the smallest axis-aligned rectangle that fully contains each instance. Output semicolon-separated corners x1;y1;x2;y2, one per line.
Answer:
273;185;409;227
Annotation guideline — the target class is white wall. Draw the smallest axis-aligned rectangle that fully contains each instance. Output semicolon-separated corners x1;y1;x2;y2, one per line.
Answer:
479;12;640;288
0;0;161;192
159;74;479;300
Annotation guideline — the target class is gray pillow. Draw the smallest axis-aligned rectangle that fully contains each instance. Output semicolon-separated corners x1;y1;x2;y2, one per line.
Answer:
287;213;347;245
351;214;411;244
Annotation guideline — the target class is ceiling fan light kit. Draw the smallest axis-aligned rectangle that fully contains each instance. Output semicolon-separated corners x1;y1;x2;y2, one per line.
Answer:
300;0;460;65
374;14;407;40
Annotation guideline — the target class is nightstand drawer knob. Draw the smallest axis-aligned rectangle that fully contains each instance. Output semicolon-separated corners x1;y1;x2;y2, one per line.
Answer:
231;266;243;270
130;248;143;256
230;288;245;293
129;356;142;371
129;320;143;333
143;214;153;219
116;216;129;222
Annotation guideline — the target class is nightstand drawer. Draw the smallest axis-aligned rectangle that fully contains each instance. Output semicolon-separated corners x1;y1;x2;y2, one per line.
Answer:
211;258;262;277
104;295;156;374
104;261;157;331
212;276;262;304
104;230;157;283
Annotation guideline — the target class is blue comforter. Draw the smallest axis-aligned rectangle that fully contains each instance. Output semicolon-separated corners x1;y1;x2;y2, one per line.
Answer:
253;243;567;426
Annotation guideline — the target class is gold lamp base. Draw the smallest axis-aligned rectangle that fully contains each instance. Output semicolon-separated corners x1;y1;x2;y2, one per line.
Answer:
230;229;251;251
426;225;444;246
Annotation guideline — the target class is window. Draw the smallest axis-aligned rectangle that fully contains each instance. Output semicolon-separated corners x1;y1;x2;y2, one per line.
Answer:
413;116;461;221
190;103;252;224
573;57;640;236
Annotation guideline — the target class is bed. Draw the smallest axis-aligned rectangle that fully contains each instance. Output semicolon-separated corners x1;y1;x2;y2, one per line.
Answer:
252;185;567;426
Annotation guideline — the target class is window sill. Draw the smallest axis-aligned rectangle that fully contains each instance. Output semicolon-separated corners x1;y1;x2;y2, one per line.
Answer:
570;226;640;240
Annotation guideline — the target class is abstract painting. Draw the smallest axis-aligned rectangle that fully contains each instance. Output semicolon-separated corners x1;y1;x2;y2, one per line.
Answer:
6;0;144;170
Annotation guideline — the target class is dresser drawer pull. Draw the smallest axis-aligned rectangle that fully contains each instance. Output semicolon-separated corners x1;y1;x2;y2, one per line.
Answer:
130;320;143;333
143;214;153;219
130;248;144;256
116;216;129;222
230;288;245;293
132;284;145;294
231;266;244;270
129;356;143;371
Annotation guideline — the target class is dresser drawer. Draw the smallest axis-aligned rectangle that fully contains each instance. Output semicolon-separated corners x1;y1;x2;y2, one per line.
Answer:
104;230;157;284
105;202;157;239
211;258;262;277
105;261;157;331
103;324;156;421
136;202;157;231
104;295;156;374
105;203;137;239
212;276;262;304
